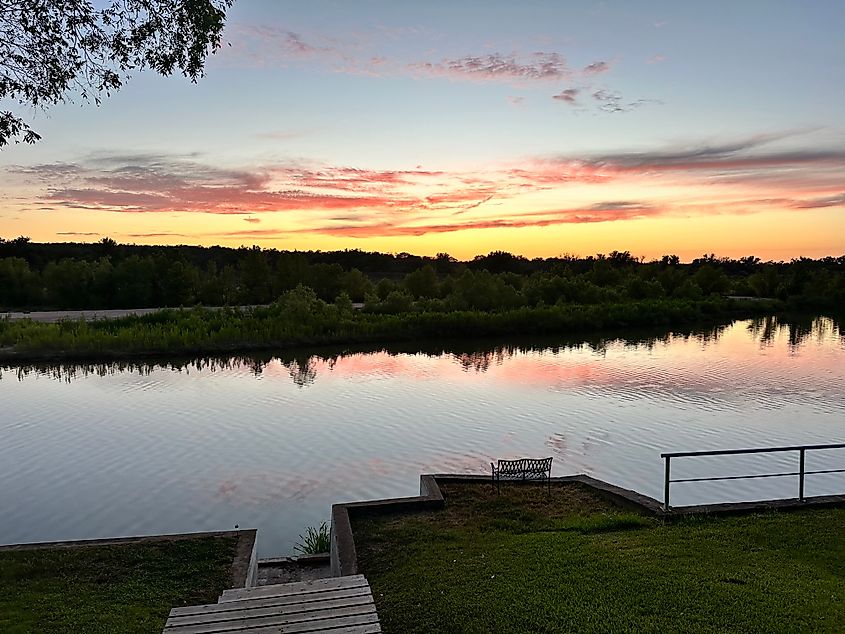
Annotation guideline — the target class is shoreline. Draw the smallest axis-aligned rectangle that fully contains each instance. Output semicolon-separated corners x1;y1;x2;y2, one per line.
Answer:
0;298;794;365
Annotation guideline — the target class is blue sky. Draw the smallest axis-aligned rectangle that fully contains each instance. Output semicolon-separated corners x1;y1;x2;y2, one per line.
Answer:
2;1;844;259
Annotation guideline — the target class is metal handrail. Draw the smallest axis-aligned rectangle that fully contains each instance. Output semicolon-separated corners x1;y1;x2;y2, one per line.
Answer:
661;443;845;510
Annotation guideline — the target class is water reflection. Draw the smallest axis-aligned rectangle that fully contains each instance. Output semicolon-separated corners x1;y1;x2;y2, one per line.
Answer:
2;315;840;387
748;315;844;349
0;315;843;556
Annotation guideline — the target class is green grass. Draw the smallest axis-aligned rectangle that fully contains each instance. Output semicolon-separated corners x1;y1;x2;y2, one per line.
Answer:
353;483;845;633
0;536;237;633
294;522;331;555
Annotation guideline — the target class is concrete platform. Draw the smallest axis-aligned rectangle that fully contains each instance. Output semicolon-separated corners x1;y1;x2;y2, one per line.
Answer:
258;554;331;586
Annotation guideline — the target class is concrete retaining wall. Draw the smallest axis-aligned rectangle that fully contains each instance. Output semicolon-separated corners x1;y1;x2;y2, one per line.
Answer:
330;475;445;576
329;472;845;578
0;528;259;589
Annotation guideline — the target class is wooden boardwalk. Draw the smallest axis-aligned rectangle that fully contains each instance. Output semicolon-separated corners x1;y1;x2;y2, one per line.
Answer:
163;574;381;633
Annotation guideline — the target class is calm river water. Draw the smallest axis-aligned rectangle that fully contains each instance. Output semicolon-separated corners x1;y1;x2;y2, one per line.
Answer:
1;316;843;556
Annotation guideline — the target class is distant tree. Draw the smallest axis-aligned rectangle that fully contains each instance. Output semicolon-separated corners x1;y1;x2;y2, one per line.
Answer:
381;289;414;313
239;246;272;303
0;0;233;146
692;264;730;295
433;252;458;277
403;264;439;299
0;256;39;307
607;250;638;266
340;268;373;302
375;278;396;301
470;250;528;274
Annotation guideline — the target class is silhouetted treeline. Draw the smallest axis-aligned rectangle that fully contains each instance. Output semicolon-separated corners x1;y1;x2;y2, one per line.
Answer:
1;236;844;311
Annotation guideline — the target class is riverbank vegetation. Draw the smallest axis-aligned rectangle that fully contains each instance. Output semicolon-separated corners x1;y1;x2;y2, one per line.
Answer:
0;293;783;361
3;315;839;387
354;482;845;633
2;239;841;361
0;535;237;633
2;238;844;312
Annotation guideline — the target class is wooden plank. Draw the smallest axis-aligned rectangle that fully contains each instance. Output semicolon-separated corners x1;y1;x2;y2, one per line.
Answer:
169;587;371;618
166;595;374;627
164;605;379;633
219;576;367;602
232;625;381;634
217;582;370;606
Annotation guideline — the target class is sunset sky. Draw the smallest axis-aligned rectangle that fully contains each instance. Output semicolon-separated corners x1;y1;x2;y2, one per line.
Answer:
2;1;844;261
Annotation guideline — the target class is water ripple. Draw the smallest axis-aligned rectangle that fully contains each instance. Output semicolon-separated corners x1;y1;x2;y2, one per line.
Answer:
1;317;843;555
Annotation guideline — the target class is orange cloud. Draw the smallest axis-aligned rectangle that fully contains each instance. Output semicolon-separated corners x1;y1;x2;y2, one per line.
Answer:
8;131;845;245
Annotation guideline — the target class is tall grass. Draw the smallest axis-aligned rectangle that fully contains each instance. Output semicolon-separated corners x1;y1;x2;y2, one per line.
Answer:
0;294;784;362
293;522;331;555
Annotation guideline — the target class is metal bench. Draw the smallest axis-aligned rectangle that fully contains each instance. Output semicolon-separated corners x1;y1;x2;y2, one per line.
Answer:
491;457;553;494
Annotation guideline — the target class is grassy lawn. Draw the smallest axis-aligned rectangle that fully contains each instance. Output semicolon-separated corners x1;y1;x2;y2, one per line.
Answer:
354;482;845;633
0;535;237;633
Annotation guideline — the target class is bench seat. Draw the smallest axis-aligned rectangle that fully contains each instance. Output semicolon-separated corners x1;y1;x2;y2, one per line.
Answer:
491;457;553;494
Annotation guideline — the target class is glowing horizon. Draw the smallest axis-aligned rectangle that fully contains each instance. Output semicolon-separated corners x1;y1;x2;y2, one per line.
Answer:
2;1;843;261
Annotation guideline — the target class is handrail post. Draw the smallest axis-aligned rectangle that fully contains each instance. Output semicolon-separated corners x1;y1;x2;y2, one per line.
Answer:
664;456;671;511
799;448;805;501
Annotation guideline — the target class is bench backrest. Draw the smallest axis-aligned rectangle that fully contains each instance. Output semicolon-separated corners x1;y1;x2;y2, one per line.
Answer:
497;457;552;474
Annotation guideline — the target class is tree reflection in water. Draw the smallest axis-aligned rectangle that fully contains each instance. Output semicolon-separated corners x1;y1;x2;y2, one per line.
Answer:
1;315;841;385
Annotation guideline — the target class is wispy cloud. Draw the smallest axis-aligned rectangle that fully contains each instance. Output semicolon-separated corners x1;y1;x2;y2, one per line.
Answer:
283;31;317;55
552;88;580;104
11;154;479;218
791;193;845;209
411;52;572;82
591;89;661;113
583;61;611;74
294;201;663;238
219;24;635;111
584;134;845;172
10;130;844;242
127;232;191;238
222;25;339;66
255;129;318;141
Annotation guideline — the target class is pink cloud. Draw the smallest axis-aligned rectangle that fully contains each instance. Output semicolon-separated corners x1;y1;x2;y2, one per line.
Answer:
127;232;191;238
16;131;845;242
218;25;635;111
296;202;664;238
791;193;845;208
